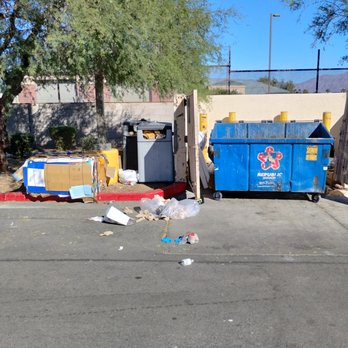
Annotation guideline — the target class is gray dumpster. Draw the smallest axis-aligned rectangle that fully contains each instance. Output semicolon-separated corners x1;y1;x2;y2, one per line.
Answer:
137;121;174;182
122;120;141;170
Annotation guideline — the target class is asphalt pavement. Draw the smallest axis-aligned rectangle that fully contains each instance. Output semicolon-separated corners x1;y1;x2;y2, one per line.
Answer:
0;193;348;348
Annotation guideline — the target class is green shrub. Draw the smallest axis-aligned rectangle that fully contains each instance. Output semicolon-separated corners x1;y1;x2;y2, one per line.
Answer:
9;132;35;158
49;126;77;150
81;135;98;151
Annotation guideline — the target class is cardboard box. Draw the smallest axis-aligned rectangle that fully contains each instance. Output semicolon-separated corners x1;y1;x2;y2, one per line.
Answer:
45;162;93;191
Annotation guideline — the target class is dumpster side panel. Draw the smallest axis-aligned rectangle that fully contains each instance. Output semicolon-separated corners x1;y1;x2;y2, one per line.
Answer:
137;127;174;183
214;144;249;191
249;144;292;191
138;141;174;182
291;144;331;193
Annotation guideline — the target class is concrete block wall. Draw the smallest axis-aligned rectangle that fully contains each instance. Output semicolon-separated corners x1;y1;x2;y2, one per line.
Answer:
7;102;175;148
7;92;347;154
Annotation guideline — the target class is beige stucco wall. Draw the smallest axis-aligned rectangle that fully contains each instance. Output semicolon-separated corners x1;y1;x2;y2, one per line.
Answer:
199;92;348;151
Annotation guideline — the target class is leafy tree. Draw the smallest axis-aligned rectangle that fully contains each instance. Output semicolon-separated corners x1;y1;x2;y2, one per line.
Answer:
258;77;295;92
0;0;230;172
284;0;348;62
0;0;62;171
208;88;239;95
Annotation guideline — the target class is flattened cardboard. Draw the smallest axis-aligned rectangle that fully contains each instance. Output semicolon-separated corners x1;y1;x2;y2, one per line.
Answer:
69;185;93;199
45;163;93;191
106;166;116;179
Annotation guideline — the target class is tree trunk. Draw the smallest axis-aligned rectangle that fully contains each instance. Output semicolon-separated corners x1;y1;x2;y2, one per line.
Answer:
0;104;8;173
95;72;107;144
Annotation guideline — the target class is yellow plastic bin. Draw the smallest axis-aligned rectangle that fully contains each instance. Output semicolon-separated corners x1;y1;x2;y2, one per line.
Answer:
100;149;119;185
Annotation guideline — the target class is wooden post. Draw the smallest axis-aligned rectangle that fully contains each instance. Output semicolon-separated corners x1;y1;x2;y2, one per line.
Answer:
334;93;348;185
187;90;201;201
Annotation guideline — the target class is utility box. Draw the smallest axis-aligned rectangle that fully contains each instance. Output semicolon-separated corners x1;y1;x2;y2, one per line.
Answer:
209;121;334;201
137;121;174;183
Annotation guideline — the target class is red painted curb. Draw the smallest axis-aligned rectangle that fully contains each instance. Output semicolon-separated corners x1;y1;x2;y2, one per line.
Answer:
0;182;187;202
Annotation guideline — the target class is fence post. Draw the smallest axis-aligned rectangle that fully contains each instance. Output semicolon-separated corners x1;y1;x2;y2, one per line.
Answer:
315;49;320;93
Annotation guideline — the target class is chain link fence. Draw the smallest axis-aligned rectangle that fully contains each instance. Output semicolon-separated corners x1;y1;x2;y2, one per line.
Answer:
208;66;348;95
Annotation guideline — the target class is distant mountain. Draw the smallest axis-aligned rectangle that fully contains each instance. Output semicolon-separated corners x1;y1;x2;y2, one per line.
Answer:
295;72;348;93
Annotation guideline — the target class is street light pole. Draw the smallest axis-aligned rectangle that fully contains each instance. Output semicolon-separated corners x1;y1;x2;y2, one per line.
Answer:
268;13;280;94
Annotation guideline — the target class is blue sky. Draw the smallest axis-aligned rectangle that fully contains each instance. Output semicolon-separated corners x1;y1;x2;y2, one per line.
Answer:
210;0;348;70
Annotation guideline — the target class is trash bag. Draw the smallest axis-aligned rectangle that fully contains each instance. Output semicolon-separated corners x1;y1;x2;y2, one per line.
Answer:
161;198;200;219
139;195;166;216
119;169;138;185
139;196;200;219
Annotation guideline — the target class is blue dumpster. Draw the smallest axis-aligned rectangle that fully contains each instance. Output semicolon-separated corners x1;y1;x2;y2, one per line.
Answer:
209;121;334;202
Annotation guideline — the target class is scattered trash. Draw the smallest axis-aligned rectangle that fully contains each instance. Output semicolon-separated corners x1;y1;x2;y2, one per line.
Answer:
175;236;185;245
104;205;133;226
89;206;134;226
224;319;234;323
123;207;134;215
99;231;114;237
328;188;348;198
186;232;199;244
161;236;173;243
136;210;159;222
118;246;124;251
89;196;200;227
118;169;138;185
179;258;194;266
175;232;199;245
142;130;166;140
89;216;104;222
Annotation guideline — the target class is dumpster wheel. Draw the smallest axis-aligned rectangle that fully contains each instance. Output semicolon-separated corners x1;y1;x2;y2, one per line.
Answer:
310;193;321;203
213;191;223;201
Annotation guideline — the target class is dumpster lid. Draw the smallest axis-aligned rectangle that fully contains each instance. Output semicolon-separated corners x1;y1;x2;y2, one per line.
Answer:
137;121;171;131
123;119;145;126
285;122;332;139
210;121;334;144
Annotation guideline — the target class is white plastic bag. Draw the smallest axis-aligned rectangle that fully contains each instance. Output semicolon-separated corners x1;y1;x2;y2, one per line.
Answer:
139;196;200;220
139;195;166;216
161;198;200;219
119;169;138;185
160;198;180;218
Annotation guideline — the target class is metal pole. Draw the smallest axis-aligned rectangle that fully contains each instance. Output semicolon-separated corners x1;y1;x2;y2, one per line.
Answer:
315;49;320;93
268;14;273;94
57;80;61;103
268;14;280;94
228;46;231;94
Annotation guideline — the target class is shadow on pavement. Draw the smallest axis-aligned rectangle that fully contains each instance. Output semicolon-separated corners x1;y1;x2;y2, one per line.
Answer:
323;195;348;205
200;188;309;201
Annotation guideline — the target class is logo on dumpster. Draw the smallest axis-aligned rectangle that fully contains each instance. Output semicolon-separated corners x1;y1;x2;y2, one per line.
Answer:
257;146;283;170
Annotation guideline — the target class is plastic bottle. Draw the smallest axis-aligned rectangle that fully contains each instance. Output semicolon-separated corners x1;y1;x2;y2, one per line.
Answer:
180;258;194;266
